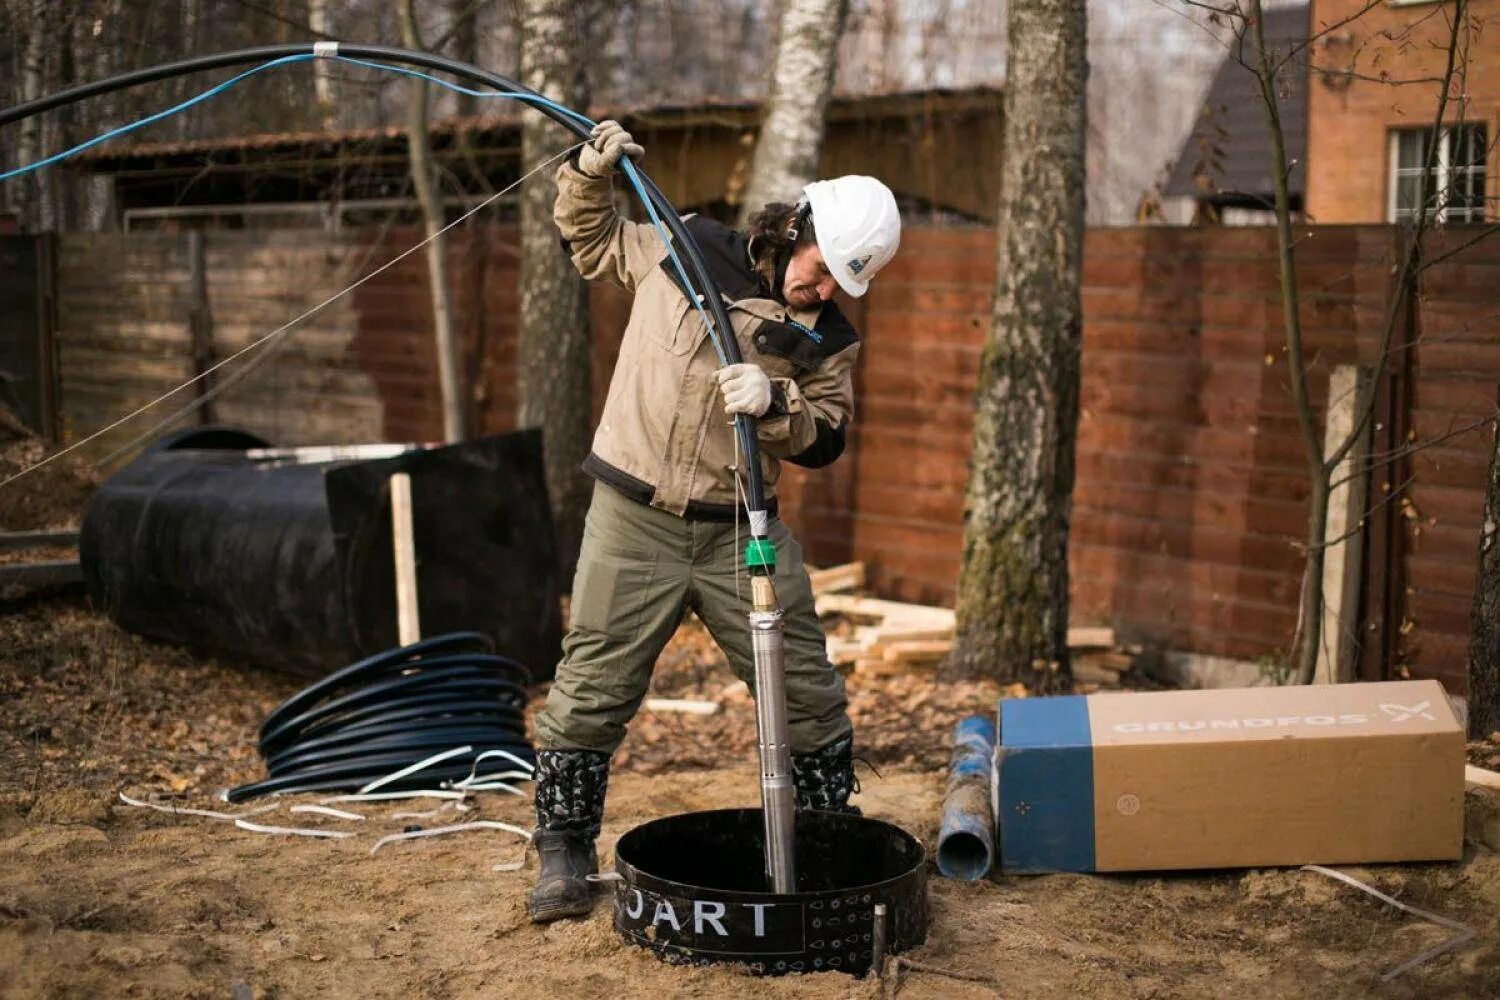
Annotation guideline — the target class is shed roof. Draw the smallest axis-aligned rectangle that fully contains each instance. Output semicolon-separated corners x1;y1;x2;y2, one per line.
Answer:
1164;4;1309;206
69;87;1001;170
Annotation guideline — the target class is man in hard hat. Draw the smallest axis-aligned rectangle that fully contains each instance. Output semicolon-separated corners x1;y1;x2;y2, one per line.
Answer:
528;120;901;922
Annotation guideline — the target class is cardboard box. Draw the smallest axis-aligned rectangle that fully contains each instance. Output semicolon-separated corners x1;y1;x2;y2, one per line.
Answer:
995;680;1464;873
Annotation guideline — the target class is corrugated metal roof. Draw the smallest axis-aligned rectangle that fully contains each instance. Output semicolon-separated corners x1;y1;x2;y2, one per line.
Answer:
1165;4;1309;204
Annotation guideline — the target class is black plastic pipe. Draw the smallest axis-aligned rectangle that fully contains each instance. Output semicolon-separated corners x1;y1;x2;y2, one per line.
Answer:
227;630;534;802
0;43;769;521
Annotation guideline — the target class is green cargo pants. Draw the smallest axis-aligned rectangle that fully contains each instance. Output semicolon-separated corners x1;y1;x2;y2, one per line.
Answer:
535;481;852;755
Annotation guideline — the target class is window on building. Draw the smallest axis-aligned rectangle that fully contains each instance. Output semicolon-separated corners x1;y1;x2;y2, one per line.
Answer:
1388;124;1488;224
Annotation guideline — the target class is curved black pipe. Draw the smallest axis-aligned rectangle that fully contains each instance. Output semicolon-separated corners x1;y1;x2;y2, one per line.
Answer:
230;630;535;801
0;43;770;524
258;672;527;755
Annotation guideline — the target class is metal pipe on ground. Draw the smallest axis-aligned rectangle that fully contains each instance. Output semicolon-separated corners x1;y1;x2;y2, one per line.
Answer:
935;715;997;880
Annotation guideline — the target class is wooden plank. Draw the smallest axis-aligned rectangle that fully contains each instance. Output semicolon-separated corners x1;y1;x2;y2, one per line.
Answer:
881;639;951;665
1066;625;1116;649
0;530;78;551
188;230;217;425
643;698;721;716
390;472;421;646
864;623;955;646
815;593;955;625
808;562;864;596
1073;650;1135;673
1465;765;1500;792
826;637;867;665
0;561;83;589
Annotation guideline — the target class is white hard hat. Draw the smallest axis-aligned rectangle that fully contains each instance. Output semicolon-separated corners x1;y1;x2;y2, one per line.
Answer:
801;175;901;298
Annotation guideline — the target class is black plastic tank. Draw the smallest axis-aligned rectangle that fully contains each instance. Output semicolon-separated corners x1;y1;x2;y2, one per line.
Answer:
80;427;562;679
613;809;928;976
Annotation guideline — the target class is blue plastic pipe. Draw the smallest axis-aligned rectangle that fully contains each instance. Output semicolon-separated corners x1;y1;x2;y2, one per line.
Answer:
936;715;997;880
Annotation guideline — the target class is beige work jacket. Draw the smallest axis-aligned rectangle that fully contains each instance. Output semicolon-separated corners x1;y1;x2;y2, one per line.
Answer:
554;161;861;519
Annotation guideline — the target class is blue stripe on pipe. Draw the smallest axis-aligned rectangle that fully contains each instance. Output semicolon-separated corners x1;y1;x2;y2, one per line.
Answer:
951;715;995;778
996;695;1095;873
937;714;997;880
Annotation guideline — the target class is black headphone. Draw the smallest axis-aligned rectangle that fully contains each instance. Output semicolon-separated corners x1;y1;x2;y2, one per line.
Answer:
772;199;813;300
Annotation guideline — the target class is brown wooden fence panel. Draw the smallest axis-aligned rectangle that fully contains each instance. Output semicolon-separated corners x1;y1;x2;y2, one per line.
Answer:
1403;228;1500;690
53;223;1499;691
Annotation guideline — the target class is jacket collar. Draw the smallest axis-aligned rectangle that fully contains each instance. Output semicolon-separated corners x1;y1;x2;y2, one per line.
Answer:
663;215;828;329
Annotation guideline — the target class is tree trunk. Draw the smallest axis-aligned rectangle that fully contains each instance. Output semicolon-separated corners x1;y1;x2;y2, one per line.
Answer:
180;0;201;139
12;3;49;232
449;0;480;119
1470;394;1500;738
736;0;851;225
308;0;336;130
397;0;466;444
948;0;1086;691
1244;0;1327;685
519;0;593;572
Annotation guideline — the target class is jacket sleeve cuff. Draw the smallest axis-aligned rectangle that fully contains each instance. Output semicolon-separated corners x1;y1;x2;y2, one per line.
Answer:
755;378;804;444
556;157;616;197
766;382;791;417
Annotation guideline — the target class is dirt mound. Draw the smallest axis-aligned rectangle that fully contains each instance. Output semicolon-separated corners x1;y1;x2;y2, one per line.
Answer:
4;597;1499;997
0;434;99;531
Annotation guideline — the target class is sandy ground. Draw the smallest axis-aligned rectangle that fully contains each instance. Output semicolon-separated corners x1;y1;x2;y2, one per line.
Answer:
3;595;1499;999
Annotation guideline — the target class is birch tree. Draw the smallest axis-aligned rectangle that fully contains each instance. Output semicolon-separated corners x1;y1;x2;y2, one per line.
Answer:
308;0;335;130
397;0;465;443
736;0;851;225
949;0;1088;691
518;0;594;569
5;0;55;232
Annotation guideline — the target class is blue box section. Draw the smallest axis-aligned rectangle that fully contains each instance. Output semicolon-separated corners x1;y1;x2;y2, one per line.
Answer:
997;696;1096;873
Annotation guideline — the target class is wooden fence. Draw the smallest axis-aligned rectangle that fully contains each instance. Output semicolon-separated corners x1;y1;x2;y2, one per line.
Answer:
47;224;1500;692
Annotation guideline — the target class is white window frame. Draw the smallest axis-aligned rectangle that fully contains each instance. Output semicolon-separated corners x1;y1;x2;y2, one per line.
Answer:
1387;124;1488;224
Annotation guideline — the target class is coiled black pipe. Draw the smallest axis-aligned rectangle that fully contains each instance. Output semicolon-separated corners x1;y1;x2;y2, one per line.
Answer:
226;630;533;802
0;43;768;521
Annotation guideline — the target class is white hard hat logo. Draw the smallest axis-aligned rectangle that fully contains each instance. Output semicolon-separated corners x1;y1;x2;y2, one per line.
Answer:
848;254;873;276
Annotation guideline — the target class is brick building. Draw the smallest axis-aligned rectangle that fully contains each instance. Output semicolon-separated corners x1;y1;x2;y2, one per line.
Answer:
1306;0;1498;223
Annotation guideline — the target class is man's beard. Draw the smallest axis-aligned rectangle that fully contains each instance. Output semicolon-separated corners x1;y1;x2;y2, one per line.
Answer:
787;285;819;308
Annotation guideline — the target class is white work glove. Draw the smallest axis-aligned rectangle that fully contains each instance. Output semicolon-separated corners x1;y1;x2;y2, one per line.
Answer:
578;120;643;178
716;364;774;418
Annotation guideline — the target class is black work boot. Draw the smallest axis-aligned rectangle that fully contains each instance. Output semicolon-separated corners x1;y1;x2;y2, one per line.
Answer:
528;748;610;923
792;735;861;815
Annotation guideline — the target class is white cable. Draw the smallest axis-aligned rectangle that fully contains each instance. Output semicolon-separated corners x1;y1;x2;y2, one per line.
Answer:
391;801;467;820
453;749;534;789
289;804;365;821
369;820;531;855
1;141;585;490
455;782;525;796
1301;865;1477;980
119;792;279;821
454;769;531;787
234;818;355;839
319;790;466;804
358;745;474;794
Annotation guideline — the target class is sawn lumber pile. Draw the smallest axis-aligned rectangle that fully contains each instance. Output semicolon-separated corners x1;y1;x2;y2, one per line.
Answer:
810;562;1121;676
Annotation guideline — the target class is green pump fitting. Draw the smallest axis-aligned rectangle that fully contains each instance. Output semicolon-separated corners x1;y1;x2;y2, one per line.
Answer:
743;538;777;576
